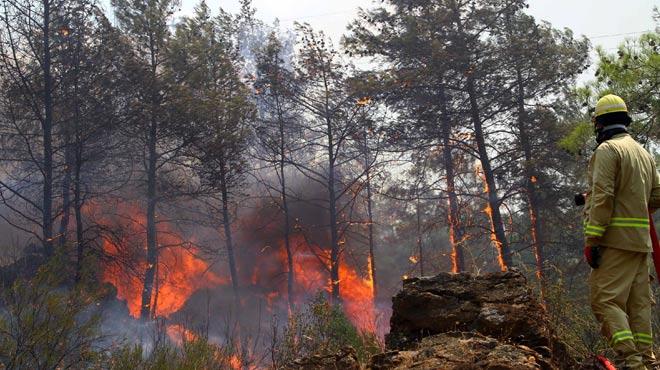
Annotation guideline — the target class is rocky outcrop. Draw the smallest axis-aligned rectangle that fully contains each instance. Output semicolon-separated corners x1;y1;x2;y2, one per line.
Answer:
288;270;580;369
371;332;555;370
378;270;576;369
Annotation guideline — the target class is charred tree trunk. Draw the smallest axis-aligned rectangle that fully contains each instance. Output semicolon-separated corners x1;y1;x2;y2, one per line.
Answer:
220;158;240;307
450;0;510;270
42;0;54;257
327;130;340;302
152;252;160;315
515;68;545;299
73;141;84;282
438;86;465;273
281;168;294;312
416;198;424;277
322;72;340;303
140;34;161;320
70;56;85;282
58;136;72;248
58;37;76;249
277;96;295;313
466;75;511;271
141;115;158;320
361;129;377;300
365;169;377;300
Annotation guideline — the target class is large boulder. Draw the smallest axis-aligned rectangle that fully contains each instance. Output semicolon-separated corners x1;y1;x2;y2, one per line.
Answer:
384;270;576;369
287;270;583;369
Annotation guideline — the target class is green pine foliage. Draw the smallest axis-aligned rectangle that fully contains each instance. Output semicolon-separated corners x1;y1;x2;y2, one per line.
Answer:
559;121;594;154
591;32;659;141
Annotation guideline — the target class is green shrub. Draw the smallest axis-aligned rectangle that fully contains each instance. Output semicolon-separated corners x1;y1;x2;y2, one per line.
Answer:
0;258;104;369
107;333;239;370
272;293;382;367
544;272;608;359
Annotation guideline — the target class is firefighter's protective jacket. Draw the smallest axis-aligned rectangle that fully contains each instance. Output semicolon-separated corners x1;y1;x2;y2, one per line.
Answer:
584;133;660;252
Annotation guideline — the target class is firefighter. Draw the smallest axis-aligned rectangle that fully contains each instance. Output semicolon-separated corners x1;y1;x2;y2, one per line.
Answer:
584;94;660;369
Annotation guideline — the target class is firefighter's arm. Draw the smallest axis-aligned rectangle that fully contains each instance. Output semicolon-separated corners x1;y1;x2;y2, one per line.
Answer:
649;161;660;211
585;145;619;245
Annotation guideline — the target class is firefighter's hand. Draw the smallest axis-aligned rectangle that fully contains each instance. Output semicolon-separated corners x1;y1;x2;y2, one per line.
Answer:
584;245;601;269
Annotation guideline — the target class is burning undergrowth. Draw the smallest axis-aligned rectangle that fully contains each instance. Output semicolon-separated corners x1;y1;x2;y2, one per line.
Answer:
89;189;389;359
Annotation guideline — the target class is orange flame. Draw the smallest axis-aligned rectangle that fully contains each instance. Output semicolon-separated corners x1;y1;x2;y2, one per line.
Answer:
280;235;376;333
229;355;242;370
475;165;507;271
93;202;226;318
94;201;380;337
166;324;198;346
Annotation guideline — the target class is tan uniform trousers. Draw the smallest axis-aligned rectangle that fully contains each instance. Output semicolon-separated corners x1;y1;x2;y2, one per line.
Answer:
589;247;654;369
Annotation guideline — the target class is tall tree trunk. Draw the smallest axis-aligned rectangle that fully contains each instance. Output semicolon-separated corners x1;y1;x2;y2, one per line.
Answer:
416;198;424;276
365;168;377;300
71;58;85;282
466;75;511;270
321;68;341;302
42;0;54;257
450;0;510;270
361;129;377;300
141;36;161;320
58;38;76;249
438;86;465;272
152;253;160;316
74;143;84;282
327;120;340;302
220;160;240;307
58;137;72;248
278;113;294;312
140;116;158;320
515;68;545;299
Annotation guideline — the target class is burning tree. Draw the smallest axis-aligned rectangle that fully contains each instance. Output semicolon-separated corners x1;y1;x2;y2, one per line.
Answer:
54;4;137;281
111;0;213;320
288;23;378;302
346;0;534;272
493;12;588;297
168;2;255;309
253;31;301;312
344;0;473;273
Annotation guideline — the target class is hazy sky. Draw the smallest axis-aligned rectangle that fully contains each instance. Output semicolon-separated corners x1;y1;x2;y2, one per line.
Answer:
156;0;658;50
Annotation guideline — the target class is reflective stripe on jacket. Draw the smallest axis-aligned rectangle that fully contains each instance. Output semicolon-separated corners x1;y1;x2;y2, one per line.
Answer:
584;133;660;252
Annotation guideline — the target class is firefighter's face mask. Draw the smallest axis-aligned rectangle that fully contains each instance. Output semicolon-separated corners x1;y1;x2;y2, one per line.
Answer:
592;116;603;135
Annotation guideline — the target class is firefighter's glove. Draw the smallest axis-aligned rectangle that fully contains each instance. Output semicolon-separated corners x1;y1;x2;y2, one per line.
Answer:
584;246;601;269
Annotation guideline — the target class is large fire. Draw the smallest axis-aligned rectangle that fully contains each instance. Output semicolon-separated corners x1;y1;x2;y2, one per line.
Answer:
94;202;381;336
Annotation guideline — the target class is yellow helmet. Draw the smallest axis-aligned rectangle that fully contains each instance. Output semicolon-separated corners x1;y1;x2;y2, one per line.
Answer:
594;94;628;118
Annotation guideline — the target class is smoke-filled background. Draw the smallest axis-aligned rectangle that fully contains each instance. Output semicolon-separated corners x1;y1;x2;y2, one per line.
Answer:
0;0;658;368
